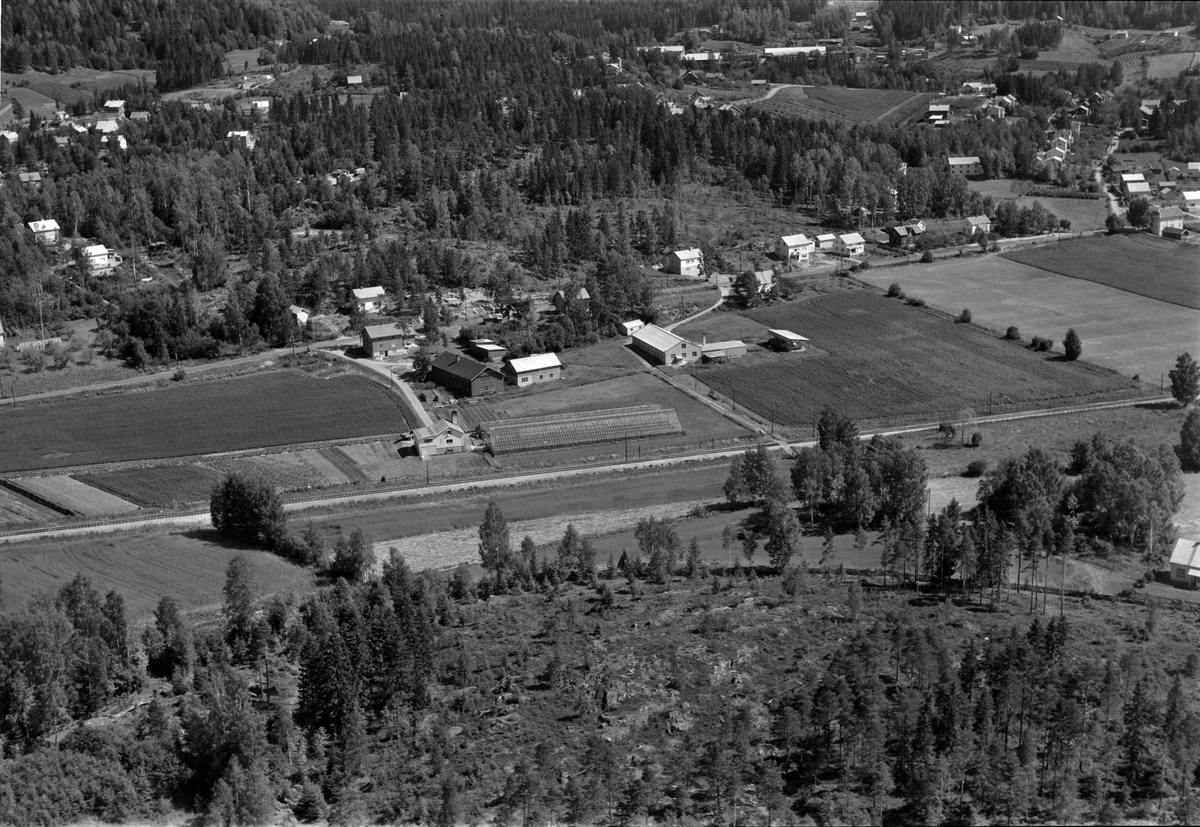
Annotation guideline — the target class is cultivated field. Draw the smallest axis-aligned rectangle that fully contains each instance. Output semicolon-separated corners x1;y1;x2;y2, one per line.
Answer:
1004;234;1200;309
750;85;929;125
968;179;1109;230
0;370;416;473
7;476;138;517
0;531;312;618
681;289;1138;428
2;67;155;119
854;255;1200;380
77;464;225;508
1146;51;1200;78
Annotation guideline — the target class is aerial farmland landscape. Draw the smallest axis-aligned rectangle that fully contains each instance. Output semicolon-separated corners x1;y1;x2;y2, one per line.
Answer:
0;1;1199;825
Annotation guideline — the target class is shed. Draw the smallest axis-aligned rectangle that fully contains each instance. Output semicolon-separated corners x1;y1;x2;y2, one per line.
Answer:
815;233;837;250
1162;227;1192;241
504;352;562;386
631;324;701;366
288;305;310;326
362;323;406;359
768;329;808;351
883;224;912;247
619;319;645;336
430;351;504;397
701;338;747;361
1169;538;1200;588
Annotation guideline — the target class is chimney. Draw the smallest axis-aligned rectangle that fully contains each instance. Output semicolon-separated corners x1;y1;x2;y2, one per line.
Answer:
703;334;707;347
450;409;459;426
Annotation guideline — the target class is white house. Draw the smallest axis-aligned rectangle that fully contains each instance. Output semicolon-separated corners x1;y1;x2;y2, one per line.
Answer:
82;244;119;275
664;248;703;277
0;130;18;143
352;285;386;313
1150;206;1186;236
1169;538;1200;588
103;99;125;117
289;305;311;326
775;233;814;263
27;219;60;246
504;352;562;386
1125;181;1152;198
815;233;837;250
346;75;363;86
227;130;256;151
834;233;865;257
964;215;992;235
94;120;119;134
947;156;983;177
1181;191;1200;211
619;319;645;336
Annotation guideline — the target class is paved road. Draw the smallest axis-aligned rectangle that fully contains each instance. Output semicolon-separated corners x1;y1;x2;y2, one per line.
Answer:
0;394;1168;545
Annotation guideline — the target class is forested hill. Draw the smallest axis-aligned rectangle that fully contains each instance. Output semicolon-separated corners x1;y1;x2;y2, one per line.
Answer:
1;0;327;88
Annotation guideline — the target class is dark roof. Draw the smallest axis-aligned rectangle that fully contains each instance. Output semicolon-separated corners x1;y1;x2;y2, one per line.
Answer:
432;351;502;382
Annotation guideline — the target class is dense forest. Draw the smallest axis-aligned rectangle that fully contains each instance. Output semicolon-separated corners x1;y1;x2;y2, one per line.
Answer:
0;423;1192;825
878;0;1200;40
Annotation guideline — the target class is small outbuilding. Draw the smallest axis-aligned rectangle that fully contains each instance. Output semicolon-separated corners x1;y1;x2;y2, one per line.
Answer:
430;351;504;397
289;305;310;326
701;337;747;361
619;319;645;337
815;233;837;250
362;323;407;359
504;352;562;386
466;339;508;363
768;329;809;351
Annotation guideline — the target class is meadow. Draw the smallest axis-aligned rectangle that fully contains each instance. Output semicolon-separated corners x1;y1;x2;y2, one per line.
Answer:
0;370;416;473
750;85;929;125
681;289;1138;428
853;254;1200;381
967;179;1109;230
1004;234;1200;310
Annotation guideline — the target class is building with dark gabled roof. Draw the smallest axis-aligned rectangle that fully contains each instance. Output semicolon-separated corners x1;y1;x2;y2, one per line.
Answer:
430;351;504;397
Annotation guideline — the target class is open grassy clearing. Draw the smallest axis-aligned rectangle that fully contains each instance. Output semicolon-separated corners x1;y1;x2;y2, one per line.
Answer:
76;464;225;508
749;85;929;125
8;476;138;517
0;487;59;527
0;531;312;619
0;370;416;473
1146;51;1200;78
968;178;1109;230
680;289;1135;429
854;254;1200;381
1004;234;1200;310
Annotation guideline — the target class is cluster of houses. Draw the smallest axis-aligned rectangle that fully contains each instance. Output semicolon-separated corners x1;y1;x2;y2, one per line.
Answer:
426;340;563;397
774;231;863;260
628;321;807;367
24;219;121;275
1111;159;1200;240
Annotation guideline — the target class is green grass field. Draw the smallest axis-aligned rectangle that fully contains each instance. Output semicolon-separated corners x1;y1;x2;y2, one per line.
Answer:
968;179;1109;230
751;85;929;125
1004;234;1200;310
0;370;417;473
680;289;1137;428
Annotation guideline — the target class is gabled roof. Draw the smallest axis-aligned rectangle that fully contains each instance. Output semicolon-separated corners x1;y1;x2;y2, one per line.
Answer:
633;323;690;352
352;286;386;300
768;329;808;342
1170;538;1200;573
701;339;744;353
94;120;119;133
83;244;108;257
670;248;702;260
1125;181;1152;194
885;225;910;237
839;233;865;244
1153;206;1186;220
432;351;501;382
412;418;465;441
507;353;562;373
816;233;837;242
778;233;813;247
363;322;405;339
27;219;60;233
1181;190;1200;201
1120;172;1145;182
948;156;981;165
966;215;991;226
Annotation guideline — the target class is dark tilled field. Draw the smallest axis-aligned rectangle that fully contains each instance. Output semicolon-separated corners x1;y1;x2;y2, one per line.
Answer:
682;290;1137;428
0;370;416;473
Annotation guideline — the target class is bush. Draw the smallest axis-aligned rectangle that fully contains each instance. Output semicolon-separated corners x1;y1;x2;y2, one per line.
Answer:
1005;325;1020;340
970;431;983;447
173;368;187;382
1063;328;1082;361
920;250;934;263
965;459;988;477
885;282;903;298
906;297;926;307
1020;44;1040;59
1030;336;1053;352
957;308;972;323
858;259;871;270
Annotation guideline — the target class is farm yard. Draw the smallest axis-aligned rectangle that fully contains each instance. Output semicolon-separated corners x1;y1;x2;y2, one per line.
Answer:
76;464;225;508
681;289;1138;429
6;476;138;517
0;370;416;473
967;179;1109;231
1004;234;1200;310
854;254;1200;380
750;85;929;125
